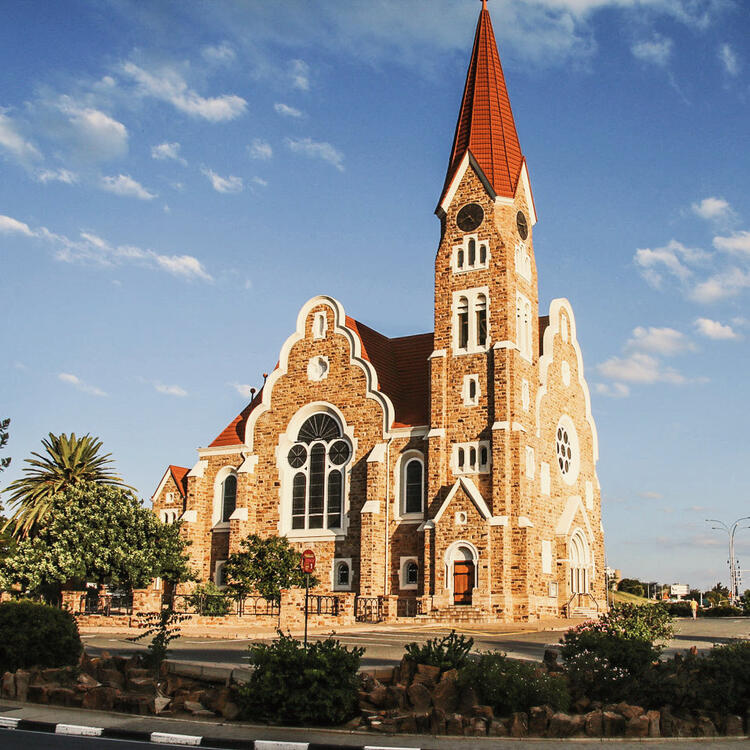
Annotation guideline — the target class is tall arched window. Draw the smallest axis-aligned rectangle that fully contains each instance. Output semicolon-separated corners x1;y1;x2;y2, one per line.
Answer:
221;475;237;522
404;458;423;514
569;531;590;594
468;238;476;265
457;296;469;349
475;294;487;347
287;413;351;530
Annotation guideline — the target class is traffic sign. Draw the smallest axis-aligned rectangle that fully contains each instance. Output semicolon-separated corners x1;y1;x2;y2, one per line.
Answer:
301;549;316;574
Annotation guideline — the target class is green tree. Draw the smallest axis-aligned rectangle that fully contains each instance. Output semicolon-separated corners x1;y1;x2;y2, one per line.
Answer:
617;578;645;597
0;481;192;597
224;534;316;602
3;432;132;539
705;582;730;607
0;418;9;474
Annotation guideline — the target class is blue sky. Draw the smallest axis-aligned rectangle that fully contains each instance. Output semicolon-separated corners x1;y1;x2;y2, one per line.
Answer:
1;0;748;591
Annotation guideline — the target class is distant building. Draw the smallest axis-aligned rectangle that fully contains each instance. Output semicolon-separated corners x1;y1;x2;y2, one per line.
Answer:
152;2;605;621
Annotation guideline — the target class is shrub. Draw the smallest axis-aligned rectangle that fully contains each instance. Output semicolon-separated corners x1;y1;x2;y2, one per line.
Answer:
458;652;569;714
404;630;473;672
663;600;693;618
603;602;674;641
0;600;81;672
702;605;743;617
129;608;189;670
185;581;232;615
238;632;364;725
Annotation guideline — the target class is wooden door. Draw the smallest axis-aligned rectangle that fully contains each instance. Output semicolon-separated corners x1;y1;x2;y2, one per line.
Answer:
453;561;474;605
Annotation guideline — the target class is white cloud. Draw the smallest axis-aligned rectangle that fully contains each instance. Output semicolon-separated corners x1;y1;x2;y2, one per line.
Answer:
289;59;310;90
36;168;78;184
625;326;694;355
691;196;734;225
0;111;41;162
154;382;188;397
251;176;268;187
101;174;157;200
597;352;687;384
121;61;247;122
631;35;673;66
694;317;739;340
718;43;739;76
634;239;708;288
248;139;272;160
0;214;34;236
594;382;630;398
232;383;256;398
151;141;187;164
285;137;345;172
153;254;212;280
202;42;236;65
201;167;243;193
274;102;304;118
639;491;663;499
58;372;107;397
713;231;750;257
690;267;750;303
57;98;128;161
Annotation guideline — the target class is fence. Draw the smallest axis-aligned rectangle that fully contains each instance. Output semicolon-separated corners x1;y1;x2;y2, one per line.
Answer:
305;594;340;616
396;597;423;618
168;593;279;617
355;595;383;623
78;591;133;616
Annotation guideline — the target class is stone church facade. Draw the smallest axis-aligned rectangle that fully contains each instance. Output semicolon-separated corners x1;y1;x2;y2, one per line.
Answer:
152;3;605;621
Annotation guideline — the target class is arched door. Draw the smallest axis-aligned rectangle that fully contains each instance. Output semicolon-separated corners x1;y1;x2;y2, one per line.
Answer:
452;546;475;605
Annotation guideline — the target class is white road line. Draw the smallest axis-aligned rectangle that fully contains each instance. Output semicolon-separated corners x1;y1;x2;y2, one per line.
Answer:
56;724;103;737
151;731;203;745
254;741;309;750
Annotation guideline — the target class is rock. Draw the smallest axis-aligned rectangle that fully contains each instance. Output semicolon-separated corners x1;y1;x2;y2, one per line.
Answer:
472;705;494;721
193;709;217;717
82;686;117;711
412;663;441;687
625;715;649;737
166;675;200;695
542;648;559;668
646;710;660;737
414;711;431;733
183;700;206;714
77;672;99;689
574;696;591;713
458;685;478;713
489;719;508;736
673;717;696;738
660;708;676;737
548;712;583;738
509;712;528;737
127;677;156;694
386;683;407;709
221;701;240;721
616;701;644;720
602;710;626;736
48;687;80;706
2;672;15;699
368;684;389;709
27;684;49;704
397;656;417;686
446;712;464;735
395;712;418;733
99;668;125;689
430;707;446;734
15;671;30;702
154;696;171;714
407;682;432;711
584;710;603;737
41;667;70;684
696;715;716;737
529;705;552;735
725;714;744;736
469;717;487;736
432;675;459;713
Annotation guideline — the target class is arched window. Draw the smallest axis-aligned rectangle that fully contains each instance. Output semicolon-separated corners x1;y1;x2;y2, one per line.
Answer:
337;561;350;587
403;458;423;515
468;238;476;266
287;413;351;531
479;243;487;264
221;475;236;522
457;249;464;268
406;561;418;585
475;294;487;347
569;531;590;594
457;297;469;349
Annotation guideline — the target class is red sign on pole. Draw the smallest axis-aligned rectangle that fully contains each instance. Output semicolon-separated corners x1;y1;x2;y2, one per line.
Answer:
301;549;316;574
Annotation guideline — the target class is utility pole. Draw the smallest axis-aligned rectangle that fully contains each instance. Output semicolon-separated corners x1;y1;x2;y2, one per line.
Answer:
706;517;750;603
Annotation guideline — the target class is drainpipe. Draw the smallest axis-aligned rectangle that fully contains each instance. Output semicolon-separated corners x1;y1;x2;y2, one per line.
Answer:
383;436;394;597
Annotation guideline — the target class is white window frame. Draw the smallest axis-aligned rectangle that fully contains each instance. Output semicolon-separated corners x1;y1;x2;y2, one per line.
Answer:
452;287;491;355
399;556;419;590
516;292;532;361
332;557;352;591
541;540;553;575
525;446;535;479
165;491;175;504
515;241;531;282
212;467;238;529
451;441;491;475
540;462;551;496
452;233;490;274
555;414;580;486
394;450;425;521
312;311;328;340
521;379;530;412
462;374;480;406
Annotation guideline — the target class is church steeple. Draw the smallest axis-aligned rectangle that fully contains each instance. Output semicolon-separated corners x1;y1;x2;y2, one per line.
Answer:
439;1;525;207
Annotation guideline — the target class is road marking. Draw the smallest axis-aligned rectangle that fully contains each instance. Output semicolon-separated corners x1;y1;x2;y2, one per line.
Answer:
0;717;19;729
56;724;103;737
254;741;309;750
151;731;202;745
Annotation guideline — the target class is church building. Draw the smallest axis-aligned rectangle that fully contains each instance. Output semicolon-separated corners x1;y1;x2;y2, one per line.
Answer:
152;2;606;621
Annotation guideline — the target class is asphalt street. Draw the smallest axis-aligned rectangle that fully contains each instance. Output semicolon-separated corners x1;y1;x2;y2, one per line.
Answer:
80;617;750;670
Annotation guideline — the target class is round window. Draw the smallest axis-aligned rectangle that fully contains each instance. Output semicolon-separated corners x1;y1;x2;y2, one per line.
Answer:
287;444;307;468
555;416;580;485
329;440;351;465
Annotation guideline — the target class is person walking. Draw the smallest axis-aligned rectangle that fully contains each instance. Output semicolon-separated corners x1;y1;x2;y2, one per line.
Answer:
690;598;698;619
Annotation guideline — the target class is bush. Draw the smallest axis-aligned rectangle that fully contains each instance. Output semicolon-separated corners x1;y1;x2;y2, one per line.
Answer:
238;632;364;725
564;650;633;703
185;581;232;615
0;600;81;672
404;630;473;672
702;605;743;617
663;601;693;617
458;652;569;714
603;602;674;641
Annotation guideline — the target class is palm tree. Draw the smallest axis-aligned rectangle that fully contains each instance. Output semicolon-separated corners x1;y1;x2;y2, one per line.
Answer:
2;432;132;539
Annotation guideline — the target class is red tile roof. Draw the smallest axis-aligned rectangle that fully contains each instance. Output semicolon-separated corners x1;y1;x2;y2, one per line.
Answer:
168;465;189;497
440;3;524;204
208;318;433;447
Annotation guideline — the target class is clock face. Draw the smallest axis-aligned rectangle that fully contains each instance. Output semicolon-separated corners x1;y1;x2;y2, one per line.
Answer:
456;203;484;232
516;211;529;240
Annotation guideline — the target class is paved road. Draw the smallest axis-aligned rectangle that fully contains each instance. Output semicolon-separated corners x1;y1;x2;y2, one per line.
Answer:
81;617;750;670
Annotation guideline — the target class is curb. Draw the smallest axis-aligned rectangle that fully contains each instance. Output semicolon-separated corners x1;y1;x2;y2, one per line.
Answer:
0;716;415;749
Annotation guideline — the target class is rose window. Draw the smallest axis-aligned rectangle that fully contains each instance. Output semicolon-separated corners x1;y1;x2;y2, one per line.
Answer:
556;426;573;475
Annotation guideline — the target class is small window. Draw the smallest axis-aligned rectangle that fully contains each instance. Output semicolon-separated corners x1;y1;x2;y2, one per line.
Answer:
165;492;174;504
469;379;477;400
458;297;469;349
475;294;487;347
221;475;237;523
479;243;487;263
333;558;352;590
469;446;477;471
400;557;419;590
479;445;488;469
214;561;227;587
406;561;418;585
468;238;476;265
337;562;350;587
313;311;327;339
463;374;480;406
457;249;464;268
457;447;465;471
404;459;423;514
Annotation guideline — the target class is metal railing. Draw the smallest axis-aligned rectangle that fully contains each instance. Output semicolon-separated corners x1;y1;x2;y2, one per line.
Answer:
355;596;383;623
396;597;422;618
78;591;133;616
564;591;600;618
167;593;279;617
306;594;340;616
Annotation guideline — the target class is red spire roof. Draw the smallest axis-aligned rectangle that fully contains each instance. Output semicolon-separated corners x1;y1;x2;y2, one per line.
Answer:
440;2;524;205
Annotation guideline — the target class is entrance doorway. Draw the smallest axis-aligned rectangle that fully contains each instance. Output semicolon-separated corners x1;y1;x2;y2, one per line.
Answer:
453;561;475;604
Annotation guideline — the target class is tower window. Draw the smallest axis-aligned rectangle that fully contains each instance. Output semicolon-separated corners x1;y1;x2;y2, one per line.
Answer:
403;458;424;514
463;374;480;406
475;294;487;347
457;296;469;349
453;288;490;354
452;234;489;273
468;238;476;265
452;441;491;475
221;475;237;522
516;292;532;361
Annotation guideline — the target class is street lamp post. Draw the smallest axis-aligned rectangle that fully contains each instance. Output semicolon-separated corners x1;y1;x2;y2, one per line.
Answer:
706;517;750;604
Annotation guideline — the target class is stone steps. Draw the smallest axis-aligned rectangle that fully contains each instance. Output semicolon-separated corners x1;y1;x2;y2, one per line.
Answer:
415;606;495;624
